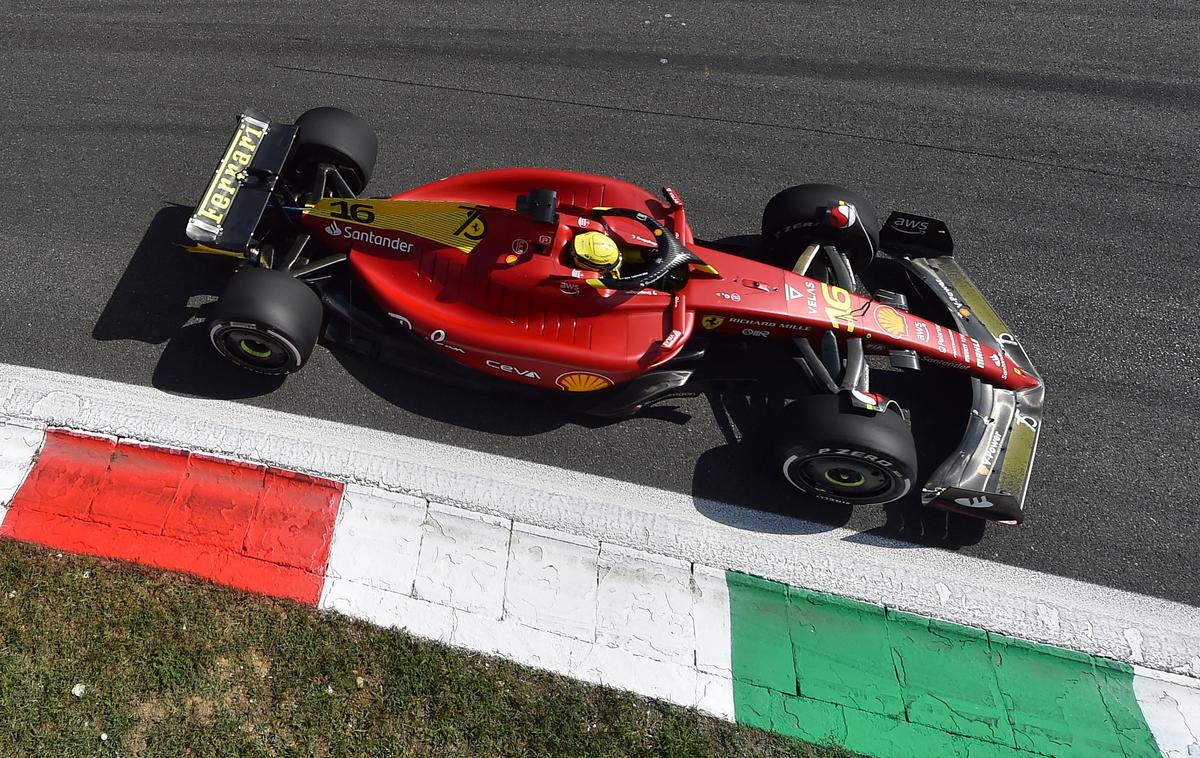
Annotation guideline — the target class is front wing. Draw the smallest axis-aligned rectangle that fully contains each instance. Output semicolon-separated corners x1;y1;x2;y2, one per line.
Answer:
889;227;1044;524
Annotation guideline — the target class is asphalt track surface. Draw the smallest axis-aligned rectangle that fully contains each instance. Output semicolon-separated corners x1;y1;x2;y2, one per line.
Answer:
1;2;1197;604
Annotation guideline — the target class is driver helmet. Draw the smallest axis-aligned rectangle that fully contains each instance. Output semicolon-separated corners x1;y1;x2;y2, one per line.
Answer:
570;231;622;274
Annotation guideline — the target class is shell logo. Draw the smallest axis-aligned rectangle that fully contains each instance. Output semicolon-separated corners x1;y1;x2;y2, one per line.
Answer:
874;305;909;338
556;371;614;392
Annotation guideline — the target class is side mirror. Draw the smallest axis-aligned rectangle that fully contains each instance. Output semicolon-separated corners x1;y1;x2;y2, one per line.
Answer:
516;188;558;225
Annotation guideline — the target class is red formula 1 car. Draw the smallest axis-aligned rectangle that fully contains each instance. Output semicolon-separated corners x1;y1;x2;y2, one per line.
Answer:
181;108;1045;523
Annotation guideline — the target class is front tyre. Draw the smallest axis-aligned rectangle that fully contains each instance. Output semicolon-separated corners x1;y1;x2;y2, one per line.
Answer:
762;183;880;271
208;268;323;375
775;393;917;506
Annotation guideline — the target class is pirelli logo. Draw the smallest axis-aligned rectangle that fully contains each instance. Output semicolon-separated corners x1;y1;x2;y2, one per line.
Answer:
187;114;269;242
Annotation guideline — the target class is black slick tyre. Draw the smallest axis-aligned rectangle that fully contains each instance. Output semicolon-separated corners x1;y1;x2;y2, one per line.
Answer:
761;183;880;271
291;107;378;194
209;268;323;375
775;393;917;506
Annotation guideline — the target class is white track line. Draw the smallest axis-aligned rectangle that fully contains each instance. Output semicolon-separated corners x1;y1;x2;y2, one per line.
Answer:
1;363;1198;678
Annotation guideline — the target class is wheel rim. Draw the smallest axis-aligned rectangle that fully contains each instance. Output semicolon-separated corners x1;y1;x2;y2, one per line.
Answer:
823;467;866;488
219;328;290;371
238;339;273;359
786;452;907;504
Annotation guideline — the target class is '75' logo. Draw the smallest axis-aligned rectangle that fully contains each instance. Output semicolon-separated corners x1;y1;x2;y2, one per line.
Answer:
454;206;488;240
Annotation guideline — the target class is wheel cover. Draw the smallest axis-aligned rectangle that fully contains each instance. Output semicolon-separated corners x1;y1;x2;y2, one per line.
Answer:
823;467;867;488
238;339;274;359
784;451;910;504
219;328;290;371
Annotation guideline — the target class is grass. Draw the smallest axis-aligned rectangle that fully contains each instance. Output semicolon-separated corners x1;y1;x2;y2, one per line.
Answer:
0;539;851;757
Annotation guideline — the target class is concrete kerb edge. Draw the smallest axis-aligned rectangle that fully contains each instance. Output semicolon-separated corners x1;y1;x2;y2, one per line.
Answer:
1;363;1199;681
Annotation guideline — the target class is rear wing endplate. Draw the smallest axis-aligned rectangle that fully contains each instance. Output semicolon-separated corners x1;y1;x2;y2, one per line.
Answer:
185;111;298;254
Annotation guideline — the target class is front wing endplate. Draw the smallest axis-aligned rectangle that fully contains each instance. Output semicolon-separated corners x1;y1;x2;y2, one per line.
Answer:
893;254;1045;523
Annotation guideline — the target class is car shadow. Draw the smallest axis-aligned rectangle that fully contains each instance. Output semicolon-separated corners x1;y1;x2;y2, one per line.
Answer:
691;378;990;548
153;322;286;398
844;505;988;549
327;340;698;436
93;205;221;345
326;346;577;436
92;204;284;399
690;390;855;535
856;368;989;549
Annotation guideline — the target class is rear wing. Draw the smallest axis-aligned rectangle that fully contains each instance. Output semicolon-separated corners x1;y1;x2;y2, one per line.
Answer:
185;111;298;254
882;212;1045;524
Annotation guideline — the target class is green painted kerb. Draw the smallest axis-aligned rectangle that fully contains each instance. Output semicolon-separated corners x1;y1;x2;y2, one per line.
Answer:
726;571;1160;757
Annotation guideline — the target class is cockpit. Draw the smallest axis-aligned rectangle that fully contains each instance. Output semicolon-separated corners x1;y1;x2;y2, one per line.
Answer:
557;214;698;294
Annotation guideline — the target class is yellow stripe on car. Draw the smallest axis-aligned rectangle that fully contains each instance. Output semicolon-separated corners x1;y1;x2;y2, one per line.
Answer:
305;199;490;254
175;242;244;258
998;421;1036;496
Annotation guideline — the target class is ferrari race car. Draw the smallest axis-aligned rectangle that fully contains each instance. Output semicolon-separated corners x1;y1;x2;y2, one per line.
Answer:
181;108;1044;524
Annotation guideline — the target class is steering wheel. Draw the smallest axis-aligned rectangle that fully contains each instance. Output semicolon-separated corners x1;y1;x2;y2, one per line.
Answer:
589;208;707;291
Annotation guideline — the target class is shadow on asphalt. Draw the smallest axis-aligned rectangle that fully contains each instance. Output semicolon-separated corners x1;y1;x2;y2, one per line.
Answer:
327;347;576;437
845;507;989;549
93;205;223;345
690;383;990;549
92;204;285;399
690;390;854;535
153;322;286;398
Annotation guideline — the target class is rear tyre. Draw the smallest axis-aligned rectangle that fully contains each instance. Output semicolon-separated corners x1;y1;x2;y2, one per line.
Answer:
761;183;880;271
291;107;378;194
209;268;323;375
775;393;917;506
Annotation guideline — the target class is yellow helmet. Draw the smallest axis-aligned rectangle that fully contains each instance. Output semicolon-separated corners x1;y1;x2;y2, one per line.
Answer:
571;231;621;273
